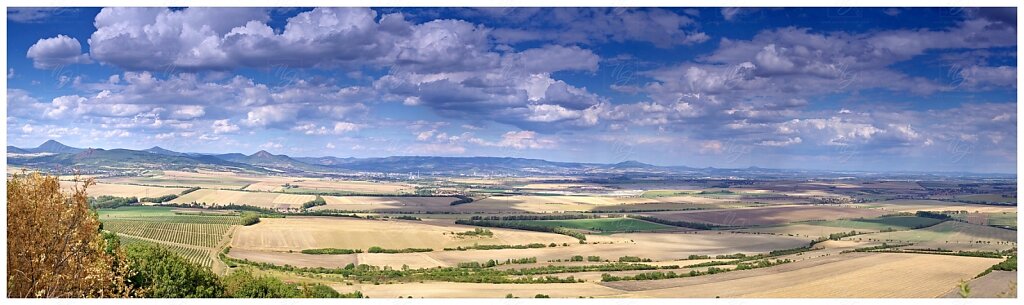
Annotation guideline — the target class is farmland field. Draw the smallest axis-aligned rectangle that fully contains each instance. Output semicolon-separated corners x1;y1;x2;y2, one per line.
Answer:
803;216;945;231
954;194;1017;204
605;252;1001;298
38;173;1021;298
97;206;238;271
230;216;580;252
100;170;262;189
953;212;1017;229
12;148;1020;299
848;221;1017;251
865;199;1017;213
513;218;678;233
639;205;887;226
61;181;189;198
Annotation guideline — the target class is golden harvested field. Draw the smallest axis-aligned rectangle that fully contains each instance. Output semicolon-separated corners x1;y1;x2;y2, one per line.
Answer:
228;248;358;268
314;196;458;212
941;270;1017;298
230;227;809;269
230;216;579;252
272;194;316;209
356;253;450;269
468;195;738;213
803;181;925;190
850;221;1016;251
640;205;887;226
731;223;877;239
168;189;280;207
61;181;188;198
334;282;624;298
101;170;262;189
864;199;1017;213
605;252;1000;297
427;232;808;265
245;179;415;194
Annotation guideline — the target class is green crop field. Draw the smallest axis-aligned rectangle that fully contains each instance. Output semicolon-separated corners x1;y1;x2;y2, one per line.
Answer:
804;216;944;231
99;206;243;225
952;212;1017;230
955;194;1017;203
98;206;237;266
103;220;231;247
987;213;1017;229
98;206;178;217
516;218;677;233
640;190;693;198
118;235;214;268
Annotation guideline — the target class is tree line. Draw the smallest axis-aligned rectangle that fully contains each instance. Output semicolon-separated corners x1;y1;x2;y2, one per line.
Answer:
454;219;587;242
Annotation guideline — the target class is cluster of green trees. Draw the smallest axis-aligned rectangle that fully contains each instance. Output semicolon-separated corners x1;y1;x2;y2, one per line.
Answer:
698;190;735;195
455;228;493;237
841;243;908;253
301;195;326;209
626;215;721;230
444;243;548;251
240;212;261;226
222;252;679;284
449;195;474;206
978;254;1017;277
714;253;747;259
618;256;653;262
915;211;953;220
457;257;537;268
469;214;605;221
223;254;584;284
89;195;139;208
813;230;865;243
454;219;587;242
140;194;178;203
367;246;433;253
180;187;201;195
300;248;364;255
601;259;791;282
683;260;735;268
881;249;1006;258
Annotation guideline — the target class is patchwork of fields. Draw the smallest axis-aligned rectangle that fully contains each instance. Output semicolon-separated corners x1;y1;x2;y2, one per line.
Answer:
70;173;1016;298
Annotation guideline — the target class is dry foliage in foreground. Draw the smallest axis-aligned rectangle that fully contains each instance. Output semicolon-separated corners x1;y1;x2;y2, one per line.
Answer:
7;173;134;298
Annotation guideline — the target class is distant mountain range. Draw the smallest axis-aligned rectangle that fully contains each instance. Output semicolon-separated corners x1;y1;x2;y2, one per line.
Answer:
7;140;672;176
6;140;1014;179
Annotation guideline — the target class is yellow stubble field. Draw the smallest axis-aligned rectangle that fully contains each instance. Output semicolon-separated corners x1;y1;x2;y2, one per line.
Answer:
230;216;580;252
61;181;189;198
605;252;1001;298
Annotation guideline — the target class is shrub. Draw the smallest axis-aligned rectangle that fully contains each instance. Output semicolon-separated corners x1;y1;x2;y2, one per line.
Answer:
240;212;261;226
301;195;327;209
140;194;178;203
449;195;474;206
300;248;364;255
367;246;432;253
7;174;134;297
89;195;140;208
123;243;224;297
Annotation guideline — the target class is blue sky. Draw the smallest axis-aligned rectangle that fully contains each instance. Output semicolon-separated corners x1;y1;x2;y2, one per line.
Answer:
5;7;1018;173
